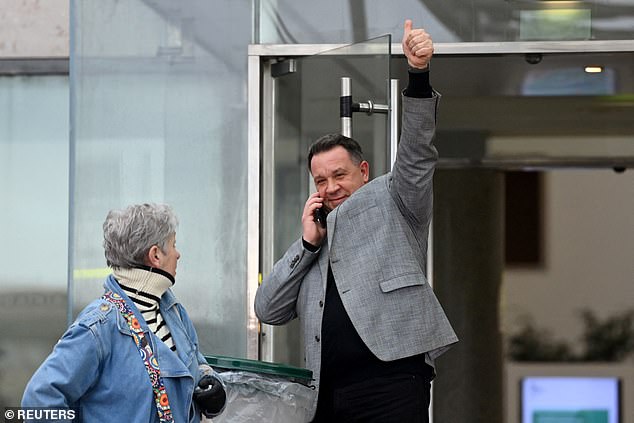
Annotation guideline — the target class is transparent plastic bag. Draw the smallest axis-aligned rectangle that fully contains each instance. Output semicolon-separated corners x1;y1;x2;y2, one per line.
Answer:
208;371;316;423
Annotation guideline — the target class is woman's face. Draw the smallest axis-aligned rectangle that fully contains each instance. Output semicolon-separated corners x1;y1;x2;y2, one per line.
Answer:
158;234;180;277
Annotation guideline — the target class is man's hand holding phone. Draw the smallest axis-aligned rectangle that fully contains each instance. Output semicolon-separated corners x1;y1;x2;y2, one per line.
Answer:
302;192;328;247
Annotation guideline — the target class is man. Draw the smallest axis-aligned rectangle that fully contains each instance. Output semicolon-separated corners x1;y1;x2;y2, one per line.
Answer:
255;20;457;422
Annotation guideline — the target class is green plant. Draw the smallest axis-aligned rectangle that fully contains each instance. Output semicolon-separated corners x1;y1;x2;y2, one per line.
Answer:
508;322;575;361
507;308;634;362
579;309;634;361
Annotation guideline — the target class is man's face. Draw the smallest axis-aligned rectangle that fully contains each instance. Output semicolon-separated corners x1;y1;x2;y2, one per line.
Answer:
310;146;369;211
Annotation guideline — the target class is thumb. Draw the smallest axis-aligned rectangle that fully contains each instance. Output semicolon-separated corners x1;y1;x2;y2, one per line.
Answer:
403;19;412;39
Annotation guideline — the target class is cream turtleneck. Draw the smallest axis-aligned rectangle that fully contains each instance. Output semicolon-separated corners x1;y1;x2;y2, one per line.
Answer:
113;267;176;352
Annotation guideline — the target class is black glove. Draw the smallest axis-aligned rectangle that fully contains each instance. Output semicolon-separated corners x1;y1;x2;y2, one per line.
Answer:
193;374;226;418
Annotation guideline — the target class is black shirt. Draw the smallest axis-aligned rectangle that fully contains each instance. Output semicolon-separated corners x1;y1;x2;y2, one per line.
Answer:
320;265;430;390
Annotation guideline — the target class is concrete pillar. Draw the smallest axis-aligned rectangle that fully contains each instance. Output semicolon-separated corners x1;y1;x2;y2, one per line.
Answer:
432;169;504;423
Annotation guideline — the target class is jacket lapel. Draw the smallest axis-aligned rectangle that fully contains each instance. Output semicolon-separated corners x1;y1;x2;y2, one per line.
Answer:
321;206;339;292
318;242;330;293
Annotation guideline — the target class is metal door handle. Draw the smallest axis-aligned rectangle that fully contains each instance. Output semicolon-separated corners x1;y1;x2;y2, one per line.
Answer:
339;77;399;169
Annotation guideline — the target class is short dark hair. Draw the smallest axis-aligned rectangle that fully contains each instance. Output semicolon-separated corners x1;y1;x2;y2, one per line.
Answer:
307;133;365;173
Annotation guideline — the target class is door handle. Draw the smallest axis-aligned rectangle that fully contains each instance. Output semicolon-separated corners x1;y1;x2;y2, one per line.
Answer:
339;77;399;169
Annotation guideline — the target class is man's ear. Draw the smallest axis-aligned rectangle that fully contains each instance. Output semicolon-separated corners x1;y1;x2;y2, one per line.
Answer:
146;245;161;267
360;160;370;182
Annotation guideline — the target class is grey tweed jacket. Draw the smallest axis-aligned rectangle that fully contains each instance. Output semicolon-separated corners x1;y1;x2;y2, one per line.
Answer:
255;93;458;418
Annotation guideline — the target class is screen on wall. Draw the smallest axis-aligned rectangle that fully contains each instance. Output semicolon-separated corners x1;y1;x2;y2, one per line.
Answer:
521;377;620;423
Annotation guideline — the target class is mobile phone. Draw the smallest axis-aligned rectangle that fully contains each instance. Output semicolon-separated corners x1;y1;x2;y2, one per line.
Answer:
313;207;329;228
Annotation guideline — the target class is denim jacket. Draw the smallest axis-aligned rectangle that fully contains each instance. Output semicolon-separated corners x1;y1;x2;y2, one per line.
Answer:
22;275;209;422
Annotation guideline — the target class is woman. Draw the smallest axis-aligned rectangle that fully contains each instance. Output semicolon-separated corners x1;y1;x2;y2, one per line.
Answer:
22;203;225;422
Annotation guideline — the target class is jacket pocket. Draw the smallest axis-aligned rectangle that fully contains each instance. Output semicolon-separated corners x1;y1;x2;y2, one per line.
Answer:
379;273;426;293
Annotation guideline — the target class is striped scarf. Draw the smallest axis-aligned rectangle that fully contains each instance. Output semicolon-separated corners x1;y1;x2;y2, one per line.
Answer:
113;267;176;352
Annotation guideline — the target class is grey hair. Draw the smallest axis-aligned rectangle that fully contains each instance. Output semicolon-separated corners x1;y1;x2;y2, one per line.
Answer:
103;203;179;269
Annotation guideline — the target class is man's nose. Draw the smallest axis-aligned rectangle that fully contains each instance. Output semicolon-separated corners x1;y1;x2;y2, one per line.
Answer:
326;179;338;193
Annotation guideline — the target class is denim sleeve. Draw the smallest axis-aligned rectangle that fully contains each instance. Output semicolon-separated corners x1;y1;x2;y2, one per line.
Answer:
21;322;102;409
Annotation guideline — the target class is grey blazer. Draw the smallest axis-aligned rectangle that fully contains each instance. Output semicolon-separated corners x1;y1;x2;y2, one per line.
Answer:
255;93;458;417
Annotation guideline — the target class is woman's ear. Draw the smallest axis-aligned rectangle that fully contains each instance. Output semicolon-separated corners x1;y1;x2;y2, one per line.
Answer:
146;245;162;267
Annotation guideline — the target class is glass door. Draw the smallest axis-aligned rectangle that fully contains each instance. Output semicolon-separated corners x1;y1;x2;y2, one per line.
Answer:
260;35;392;366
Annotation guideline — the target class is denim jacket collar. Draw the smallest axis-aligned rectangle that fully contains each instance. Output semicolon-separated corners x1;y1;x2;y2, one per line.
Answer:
103;275;195;375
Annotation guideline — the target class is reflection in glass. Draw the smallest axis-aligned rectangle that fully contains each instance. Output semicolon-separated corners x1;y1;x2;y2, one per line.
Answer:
0;75;69;409
519;8;592;41
257;0;634;43
70;1;251;358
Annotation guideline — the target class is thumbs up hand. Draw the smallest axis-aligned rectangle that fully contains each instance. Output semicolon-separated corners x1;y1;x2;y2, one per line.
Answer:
402;19;434;70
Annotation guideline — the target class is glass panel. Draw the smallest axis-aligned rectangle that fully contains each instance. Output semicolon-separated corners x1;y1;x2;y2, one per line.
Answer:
257;0;634;43
0;75;69;408
263;35;391;366
70;0;251;358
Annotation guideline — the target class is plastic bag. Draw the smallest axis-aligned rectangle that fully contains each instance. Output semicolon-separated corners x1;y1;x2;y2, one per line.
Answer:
207;371;316;423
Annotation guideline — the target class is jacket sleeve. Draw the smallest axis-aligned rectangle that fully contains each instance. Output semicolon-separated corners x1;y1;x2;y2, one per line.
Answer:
389;93;440;238
255;238;320;325
21;322;102;410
